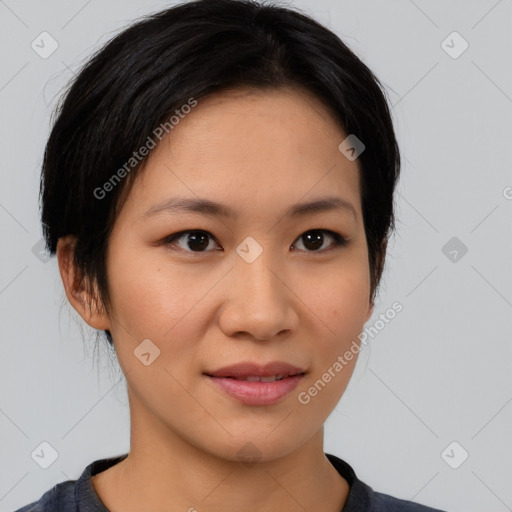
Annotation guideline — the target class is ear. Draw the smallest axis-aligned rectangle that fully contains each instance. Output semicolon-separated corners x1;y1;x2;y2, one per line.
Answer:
57;235;111;331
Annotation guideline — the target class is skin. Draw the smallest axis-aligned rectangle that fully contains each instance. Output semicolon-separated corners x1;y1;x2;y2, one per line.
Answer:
58;86;376;512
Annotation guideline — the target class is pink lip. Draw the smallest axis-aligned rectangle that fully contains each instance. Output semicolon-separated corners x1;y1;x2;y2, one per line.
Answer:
205;374;304;405
204;361;306;406
206;361;305;378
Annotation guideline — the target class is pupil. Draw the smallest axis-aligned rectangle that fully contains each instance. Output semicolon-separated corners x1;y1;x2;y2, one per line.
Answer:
304;230;323;250
188;231;209;251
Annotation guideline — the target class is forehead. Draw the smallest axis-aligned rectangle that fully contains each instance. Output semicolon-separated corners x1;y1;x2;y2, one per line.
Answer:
121;86;362;222
164;86;347;159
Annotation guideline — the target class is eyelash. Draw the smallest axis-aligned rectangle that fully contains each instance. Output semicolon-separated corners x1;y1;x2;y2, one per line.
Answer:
162;229;348;255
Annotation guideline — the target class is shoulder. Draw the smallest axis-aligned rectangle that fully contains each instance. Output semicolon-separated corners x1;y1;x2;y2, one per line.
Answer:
11;481;75;512
325;453;448;512
370;490;447;511
12;454;128;512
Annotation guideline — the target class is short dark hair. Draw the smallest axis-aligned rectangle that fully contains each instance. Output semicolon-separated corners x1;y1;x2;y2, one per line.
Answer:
41;0;401;346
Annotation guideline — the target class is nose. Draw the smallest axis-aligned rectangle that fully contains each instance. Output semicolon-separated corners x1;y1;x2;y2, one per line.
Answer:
218;248;298;341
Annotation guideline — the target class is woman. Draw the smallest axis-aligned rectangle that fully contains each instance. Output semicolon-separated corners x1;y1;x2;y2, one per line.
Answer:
15;0;447;510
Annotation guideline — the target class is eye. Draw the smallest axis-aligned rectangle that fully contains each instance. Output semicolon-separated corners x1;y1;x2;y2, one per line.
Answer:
292;229;348;253
163;230;220;253
162;229;347;254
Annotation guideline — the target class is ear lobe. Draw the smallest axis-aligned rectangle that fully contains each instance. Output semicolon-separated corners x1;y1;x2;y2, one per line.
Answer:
57;236;111;331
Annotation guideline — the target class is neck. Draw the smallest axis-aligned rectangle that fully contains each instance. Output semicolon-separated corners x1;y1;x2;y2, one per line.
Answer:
93;392;350;512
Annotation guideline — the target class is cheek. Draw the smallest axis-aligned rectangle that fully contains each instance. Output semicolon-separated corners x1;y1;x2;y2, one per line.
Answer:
294;269;369;419
106;244;197;339
295;256;371;341
295;254;370;405
328;278;370;342
105;245;221;386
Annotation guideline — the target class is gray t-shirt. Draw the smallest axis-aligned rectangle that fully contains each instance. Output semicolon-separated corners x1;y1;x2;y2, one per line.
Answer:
13;453;447;511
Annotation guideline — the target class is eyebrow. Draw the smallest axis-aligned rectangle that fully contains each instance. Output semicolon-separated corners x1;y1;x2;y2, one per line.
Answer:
141;195;357;221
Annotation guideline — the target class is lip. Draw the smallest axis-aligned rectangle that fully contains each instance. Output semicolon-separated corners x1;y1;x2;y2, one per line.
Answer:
204;361;306;406
205;361;305;379
206;375;304;405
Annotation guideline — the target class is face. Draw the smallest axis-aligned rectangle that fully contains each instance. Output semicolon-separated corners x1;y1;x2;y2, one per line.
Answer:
82;87;373;463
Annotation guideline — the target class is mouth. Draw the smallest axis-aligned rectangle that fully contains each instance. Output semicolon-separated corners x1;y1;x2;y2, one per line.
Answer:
204;361;306;379
203;362;306;405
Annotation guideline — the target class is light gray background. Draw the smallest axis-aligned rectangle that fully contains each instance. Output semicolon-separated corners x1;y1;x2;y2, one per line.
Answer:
1;1;511;511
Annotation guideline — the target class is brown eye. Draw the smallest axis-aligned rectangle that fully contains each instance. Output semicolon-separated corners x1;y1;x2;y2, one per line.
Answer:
164;230;219;252
293;230;347;253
